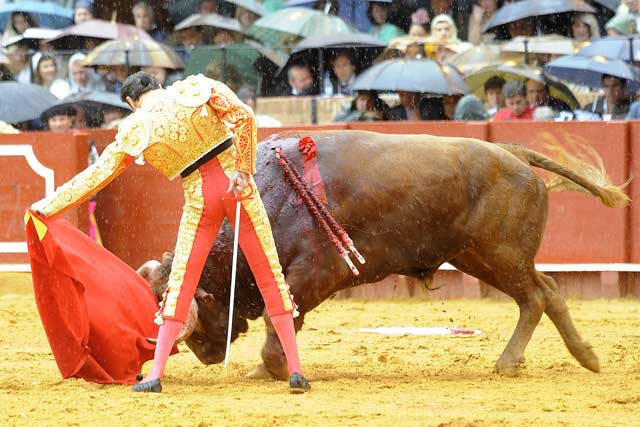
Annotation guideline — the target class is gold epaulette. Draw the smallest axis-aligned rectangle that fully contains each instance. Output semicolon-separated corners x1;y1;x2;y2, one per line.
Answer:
167;74;215;109
115;113;150;159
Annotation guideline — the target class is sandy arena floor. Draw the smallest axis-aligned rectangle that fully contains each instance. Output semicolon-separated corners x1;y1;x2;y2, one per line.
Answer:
1;272;640;427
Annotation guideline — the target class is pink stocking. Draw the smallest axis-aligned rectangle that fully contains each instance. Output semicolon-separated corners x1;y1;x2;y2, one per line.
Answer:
270;313;303;375
142;318;184;383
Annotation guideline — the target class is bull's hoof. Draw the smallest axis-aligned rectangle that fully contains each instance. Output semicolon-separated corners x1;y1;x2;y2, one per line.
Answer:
495;356;525;377
289;372;311;394
569;340;600;373
246;363;277;380
132;379;162;393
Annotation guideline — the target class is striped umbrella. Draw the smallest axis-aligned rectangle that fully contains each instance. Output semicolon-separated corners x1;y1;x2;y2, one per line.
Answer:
247;7;355;48
84;38;185;71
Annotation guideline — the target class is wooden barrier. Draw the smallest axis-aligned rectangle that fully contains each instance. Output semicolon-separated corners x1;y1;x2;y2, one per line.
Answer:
0;132;89;270
2;122;638;297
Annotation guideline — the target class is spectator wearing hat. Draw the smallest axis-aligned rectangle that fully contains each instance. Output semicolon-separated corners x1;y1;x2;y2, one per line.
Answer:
493;80;535;121
41;104;77;132
571;13;601;42
74;0;95;24
605;13;637;36
454;94;489;120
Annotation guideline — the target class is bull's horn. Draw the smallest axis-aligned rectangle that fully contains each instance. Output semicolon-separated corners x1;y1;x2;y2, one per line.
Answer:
146;298;199;344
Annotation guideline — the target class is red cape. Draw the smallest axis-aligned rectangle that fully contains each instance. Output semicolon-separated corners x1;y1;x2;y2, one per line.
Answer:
25;211;173;385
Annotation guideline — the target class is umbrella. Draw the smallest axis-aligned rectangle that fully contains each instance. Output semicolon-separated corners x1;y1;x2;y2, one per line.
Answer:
352;58;467;94
544;55;640;91
185;41;288;86
84;39;185;71
174;13;246;35
465;64;580;109
0;1;73;30
247;7;355;48
60;91;131;111
288;32;386;76
577;36;640;62
501;35;580;56
482;0;596;32
591;0;620;11
47;19;153;48
0;81;59;123
1;28;61;48
224;0;268;16
448;44;523;76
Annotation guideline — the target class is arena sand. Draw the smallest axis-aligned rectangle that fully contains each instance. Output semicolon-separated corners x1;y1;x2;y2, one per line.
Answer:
1;272;640;427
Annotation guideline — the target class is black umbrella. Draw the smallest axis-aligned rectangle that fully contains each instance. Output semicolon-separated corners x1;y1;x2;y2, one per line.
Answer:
286;32;387;78
352;58;467;94
577;36;640;62
482;0;596;32
544;54;640;91
0;82;58;124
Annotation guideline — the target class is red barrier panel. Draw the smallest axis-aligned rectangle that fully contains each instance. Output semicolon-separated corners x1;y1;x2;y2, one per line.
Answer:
488;121;630;263
0;132;88;266
628;121;640;263
347;120;489;140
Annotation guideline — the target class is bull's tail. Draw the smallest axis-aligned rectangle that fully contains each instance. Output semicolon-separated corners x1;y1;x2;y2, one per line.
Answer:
497;142;630;208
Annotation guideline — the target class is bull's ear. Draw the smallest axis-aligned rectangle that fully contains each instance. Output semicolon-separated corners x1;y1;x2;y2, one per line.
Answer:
195;288;216;308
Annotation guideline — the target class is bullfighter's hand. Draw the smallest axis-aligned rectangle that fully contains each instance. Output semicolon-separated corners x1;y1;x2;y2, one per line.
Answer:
227;170;251;197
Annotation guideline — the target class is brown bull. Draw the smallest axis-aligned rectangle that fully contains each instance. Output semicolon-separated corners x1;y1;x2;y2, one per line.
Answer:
140;130;628;380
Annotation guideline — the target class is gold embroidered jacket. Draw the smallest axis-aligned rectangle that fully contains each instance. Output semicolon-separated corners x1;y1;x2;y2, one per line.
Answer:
37;74;257;218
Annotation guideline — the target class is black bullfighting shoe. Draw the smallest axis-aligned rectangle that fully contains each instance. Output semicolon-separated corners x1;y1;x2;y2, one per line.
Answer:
289;372;311;394
132;379;162;393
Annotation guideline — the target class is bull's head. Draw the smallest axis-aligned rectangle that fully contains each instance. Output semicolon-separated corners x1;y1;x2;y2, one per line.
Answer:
136;252;200;343
185;287;249;364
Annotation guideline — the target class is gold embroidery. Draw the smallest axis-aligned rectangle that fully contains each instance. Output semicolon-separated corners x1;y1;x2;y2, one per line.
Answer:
218;148;293;312
40;142;132;217
160;170;205;319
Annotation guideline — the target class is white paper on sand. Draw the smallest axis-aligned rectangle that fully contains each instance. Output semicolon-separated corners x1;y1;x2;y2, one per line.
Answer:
358;326;483;336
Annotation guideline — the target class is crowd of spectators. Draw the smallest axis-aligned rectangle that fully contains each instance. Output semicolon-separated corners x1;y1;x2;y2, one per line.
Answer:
1;0;640;132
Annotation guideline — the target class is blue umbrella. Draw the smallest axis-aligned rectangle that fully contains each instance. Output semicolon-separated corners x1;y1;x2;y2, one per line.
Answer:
577;36;640;62
544;55;640;91
0;82;59;124
482;0;596;32
0;1;73;30
352;58;467;94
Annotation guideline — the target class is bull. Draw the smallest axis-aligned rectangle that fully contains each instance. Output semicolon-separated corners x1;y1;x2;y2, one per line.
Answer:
140;130;628;380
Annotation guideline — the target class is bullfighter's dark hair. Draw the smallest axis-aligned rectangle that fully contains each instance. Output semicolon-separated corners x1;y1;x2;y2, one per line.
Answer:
120;71;161;103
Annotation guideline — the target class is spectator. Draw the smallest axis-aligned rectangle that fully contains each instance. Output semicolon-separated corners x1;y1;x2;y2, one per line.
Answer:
73;0;95;25
587;74;633;119
420;96;447;120
287;63;316;96
616;0;640;32
507;17;537;38
335;90;388;122
41;104;77;132
409;8;429;37
368;1;405;43
525;79;571;112
388;91;422;121
429;15;472;60
101;105;131;129
5;42;31;84
132;1;167;42
427;0;472;41
330;53;357;96
605;13;637;36
468;0;503;45
236;6;261;28
199;0;218;14
141;66;181;87
571;13;600;42
213;27;243;45
2;12;36;40
443;94;461;120
205;62;243;92
176;27;205;62
99;65;133;94
237;85;282;127
626;99;640;119
454;94;489;120
493;80;535;121
68;52;104;94
34;54;70;99
484;75;506;117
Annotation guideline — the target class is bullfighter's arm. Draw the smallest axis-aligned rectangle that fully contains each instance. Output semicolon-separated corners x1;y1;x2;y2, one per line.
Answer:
32;141;134;217
208;82;257;175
